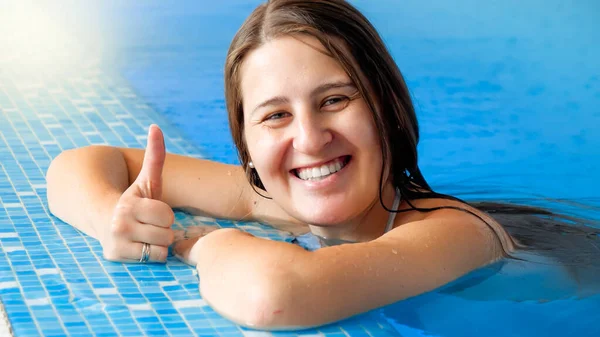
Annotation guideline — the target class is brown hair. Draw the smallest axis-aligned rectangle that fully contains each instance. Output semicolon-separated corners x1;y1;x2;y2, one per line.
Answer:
224;0;517;255
225;0;431;197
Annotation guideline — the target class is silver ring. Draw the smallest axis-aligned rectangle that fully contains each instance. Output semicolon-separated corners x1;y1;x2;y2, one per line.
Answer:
139;243;151;263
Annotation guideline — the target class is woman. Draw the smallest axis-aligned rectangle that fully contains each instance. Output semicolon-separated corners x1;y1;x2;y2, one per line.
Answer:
46;0;516;330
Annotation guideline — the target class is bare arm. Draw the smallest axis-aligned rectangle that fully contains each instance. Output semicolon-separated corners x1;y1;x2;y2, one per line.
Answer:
188;211;501;329
118;147;304;232
46;145;128;241
46;131;304;242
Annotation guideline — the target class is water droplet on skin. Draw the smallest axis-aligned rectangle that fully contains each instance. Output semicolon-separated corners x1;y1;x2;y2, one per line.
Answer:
392;249;398;254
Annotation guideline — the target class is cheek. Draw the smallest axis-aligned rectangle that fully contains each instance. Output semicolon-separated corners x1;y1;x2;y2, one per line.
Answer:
245;128;287;181
346;109;381;152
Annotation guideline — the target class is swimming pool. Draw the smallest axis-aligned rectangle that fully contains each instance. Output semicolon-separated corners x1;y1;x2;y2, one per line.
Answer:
1;0;598;336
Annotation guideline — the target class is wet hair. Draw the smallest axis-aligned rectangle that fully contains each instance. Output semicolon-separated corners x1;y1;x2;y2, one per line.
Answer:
224;0;512;252
222;0;600;279
225;0;421;191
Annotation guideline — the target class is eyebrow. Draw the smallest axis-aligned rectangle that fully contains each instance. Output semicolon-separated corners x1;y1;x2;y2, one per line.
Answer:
250;81;356;116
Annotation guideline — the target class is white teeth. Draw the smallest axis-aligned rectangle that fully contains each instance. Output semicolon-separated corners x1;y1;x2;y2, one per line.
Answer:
335;161;341;171
299;170;307;180
296;158;346;181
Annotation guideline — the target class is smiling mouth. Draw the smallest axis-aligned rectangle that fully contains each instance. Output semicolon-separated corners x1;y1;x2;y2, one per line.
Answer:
292;156;351;181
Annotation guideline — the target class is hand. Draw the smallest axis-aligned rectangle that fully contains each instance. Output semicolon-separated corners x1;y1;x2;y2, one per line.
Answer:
173;227;241;266
102;124;175;263
172;225;219;266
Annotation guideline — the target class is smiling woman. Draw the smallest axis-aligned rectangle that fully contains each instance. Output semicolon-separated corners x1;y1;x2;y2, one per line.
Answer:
45;0;520;331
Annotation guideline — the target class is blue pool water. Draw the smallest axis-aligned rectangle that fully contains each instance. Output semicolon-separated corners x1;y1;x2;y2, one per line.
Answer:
0;0;599;336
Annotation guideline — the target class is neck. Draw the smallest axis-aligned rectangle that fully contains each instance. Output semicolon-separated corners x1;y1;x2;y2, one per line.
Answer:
308;183;397;244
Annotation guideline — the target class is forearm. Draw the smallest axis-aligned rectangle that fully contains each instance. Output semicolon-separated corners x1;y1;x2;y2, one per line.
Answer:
118;147;305;232
46;146;129;241
195;228;312;329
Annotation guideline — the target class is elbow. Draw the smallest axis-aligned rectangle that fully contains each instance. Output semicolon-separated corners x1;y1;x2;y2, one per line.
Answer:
46;148;75;215
205;270;295;330
46;145;117;215
201;263;312;330
236;279;290;330
239;271;332;330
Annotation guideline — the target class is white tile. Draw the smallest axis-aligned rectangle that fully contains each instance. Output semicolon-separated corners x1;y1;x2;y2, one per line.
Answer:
0;282;18;289
158;281;179;287
4;246;24;253
17;191;35;196
3;203;22;208
172;299;207;309
128;303;151;311
94;288;118;295
25;297;50;306
35;268;59;276
0;233;18;239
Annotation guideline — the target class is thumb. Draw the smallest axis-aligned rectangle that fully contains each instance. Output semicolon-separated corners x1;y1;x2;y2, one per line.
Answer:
136;124;166;200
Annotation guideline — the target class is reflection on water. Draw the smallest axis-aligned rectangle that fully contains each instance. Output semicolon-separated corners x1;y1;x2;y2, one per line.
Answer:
380;201;600;336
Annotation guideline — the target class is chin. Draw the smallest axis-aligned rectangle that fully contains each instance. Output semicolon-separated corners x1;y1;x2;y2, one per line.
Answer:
294;204;353;226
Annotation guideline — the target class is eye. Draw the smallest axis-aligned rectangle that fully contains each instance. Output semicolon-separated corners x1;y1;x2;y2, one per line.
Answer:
264;111;290;121
322;96;349;109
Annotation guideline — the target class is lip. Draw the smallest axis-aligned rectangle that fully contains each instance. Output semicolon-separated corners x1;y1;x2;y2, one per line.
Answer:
290;155;352;190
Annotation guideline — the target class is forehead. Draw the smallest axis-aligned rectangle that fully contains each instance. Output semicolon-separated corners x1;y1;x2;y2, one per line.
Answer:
239;35;350;110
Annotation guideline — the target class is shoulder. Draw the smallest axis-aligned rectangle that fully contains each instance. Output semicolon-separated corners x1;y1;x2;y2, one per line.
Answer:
389;196;514;261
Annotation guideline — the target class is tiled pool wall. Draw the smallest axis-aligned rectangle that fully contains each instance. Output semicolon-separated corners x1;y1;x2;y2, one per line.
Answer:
0;66;402;337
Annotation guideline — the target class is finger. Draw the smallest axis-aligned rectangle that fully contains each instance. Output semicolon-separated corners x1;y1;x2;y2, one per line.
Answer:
136;124;166;200
130;223;175;247
134;198;174;228
103;241;169;263
124;242;169;263
173;237;203;266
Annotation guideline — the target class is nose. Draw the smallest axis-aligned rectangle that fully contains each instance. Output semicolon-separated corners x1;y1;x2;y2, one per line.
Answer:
292;111;333;155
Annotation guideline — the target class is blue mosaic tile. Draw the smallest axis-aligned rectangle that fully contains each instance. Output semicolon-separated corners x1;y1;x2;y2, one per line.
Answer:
0;67;400;336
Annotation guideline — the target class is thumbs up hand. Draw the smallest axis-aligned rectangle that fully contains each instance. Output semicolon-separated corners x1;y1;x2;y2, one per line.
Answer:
102;124;175;263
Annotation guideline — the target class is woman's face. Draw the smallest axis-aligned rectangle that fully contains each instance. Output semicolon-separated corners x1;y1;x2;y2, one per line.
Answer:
241;35;384;226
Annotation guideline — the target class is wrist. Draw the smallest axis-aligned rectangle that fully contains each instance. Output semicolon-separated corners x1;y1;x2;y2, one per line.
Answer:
93;190;123;244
